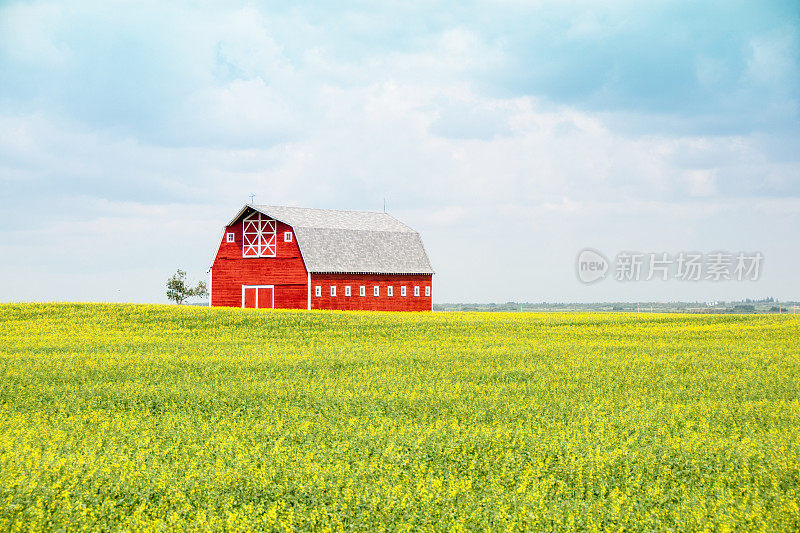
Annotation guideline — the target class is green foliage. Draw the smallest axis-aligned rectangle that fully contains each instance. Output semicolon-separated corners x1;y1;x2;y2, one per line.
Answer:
0;304;798;530
166;269;208;304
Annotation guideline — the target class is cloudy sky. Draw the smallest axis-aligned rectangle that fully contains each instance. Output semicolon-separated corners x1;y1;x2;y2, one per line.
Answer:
1;0;798;304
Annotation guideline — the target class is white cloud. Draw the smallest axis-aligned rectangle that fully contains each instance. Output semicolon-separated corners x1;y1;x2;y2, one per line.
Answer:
746;28;799;87
168;78;299;148
683;168;717;197
0;2;70;66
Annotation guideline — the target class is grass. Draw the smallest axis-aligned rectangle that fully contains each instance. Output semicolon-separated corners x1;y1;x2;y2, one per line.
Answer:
1;303;799;531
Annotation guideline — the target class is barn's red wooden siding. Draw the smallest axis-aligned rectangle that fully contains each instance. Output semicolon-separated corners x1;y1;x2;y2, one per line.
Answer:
210;219;308;309
310;273;432;312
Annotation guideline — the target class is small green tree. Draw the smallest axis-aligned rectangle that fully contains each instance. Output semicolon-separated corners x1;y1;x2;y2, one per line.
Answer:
166;269;208;304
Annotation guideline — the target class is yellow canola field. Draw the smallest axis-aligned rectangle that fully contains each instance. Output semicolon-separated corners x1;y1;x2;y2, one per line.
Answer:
0;303;799;531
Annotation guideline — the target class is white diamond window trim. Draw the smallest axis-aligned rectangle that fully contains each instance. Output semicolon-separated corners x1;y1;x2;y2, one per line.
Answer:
242;212;277;258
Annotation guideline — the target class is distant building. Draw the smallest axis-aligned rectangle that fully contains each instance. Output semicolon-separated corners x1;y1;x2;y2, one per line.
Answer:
209;205;434;311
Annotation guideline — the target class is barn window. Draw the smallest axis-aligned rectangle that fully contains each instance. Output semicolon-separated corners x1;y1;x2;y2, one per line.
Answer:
284;231;292;242
315;286;321;297
330;286;336;297
226;232;235;243
359;286;365;297
373;286;380;297
387;286;393;297
401;286;407;297
345;286;351;297
414;286;420;297
425;286;431;297
242;212;276;258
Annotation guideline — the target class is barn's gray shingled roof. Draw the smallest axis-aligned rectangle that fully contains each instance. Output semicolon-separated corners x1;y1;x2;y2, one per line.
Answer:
233;205;434;275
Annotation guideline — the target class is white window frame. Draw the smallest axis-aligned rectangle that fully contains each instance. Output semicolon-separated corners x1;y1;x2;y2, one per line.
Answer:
315;286;321;297
425;286;431;297
387;286;393;297
345;286;351;297
242;212;277;258
373;286;380;297
330;285;336;297
359;286;366;297
226;232;235;243
414;286;420;297
401;286;407;297
284;231;292;242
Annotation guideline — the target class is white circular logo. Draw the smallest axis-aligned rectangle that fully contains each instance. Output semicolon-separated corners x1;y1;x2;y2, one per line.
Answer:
576;248;609;283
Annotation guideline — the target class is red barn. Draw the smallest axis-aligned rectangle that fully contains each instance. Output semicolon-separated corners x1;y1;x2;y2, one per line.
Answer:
209;205;434;311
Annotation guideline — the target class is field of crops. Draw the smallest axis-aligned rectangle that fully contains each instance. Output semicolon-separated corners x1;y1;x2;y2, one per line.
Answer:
0;304;798;531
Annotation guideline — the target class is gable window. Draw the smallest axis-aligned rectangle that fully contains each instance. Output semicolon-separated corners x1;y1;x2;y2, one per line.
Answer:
284;231;293;242
387;286;393;297
359;286;366;297
242;212;276;258
315;286;321;297
226;232;235;243
373;286;380;297
345;286;351;297
400;286;407;297
425;286;431;297
330;286;336;297
414;286;420;297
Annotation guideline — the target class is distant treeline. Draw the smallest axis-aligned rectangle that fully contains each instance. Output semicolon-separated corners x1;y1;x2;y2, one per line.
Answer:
434;301;799;314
